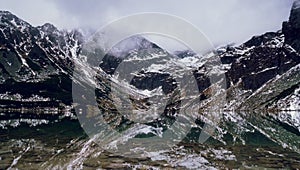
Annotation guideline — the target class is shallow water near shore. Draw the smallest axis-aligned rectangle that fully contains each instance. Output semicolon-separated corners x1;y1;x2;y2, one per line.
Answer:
0;111;299;169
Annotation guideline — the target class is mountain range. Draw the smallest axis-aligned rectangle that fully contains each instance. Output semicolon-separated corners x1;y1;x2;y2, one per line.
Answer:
0;3;299;122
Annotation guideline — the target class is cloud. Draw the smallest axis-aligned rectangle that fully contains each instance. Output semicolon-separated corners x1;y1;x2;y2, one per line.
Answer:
0;0;295;47
1;0;60;26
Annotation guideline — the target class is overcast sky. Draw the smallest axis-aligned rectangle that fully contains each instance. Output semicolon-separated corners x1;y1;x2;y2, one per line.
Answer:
0;0;295;47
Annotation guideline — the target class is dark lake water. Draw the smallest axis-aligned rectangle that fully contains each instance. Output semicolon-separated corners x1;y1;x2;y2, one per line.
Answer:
0;111;299;169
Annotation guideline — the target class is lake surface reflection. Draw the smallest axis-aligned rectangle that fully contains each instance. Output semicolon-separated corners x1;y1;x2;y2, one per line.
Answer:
0;111;299;169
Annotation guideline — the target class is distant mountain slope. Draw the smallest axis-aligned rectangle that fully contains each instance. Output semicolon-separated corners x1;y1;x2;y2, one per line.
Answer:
0;1;299;116
0;11;82;105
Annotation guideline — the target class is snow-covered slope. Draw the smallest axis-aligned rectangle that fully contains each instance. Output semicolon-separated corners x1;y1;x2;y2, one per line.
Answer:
0;4;299;120
0;11;82;107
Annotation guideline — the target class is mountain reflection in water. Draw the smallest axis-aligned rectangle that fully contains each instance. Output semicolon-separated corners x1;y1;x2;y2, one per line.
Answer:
0;110;299;169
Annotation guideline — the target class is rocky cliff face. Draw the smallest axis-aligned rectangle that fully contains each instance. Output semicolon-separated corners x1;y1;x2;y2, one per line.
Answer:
0;11;82;106
0;6;299;170
219;2;300;110
283;0;300;53
0;2;299;117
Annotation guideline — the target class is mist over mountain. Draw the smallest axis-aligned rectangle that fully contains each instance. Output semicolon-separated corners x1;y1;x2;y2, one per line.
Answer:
0;3;299;112
0;2;300;169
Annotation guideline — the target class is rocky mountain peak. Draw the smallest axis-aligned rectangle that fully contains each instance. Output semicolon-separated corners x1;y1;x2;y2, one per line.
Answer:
282;0;300;53
0;10;13;17
173;50;196;58
289;0;300;29
37;23;60;34
108;35;160;58
0;10;31;30
293;0;300;9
